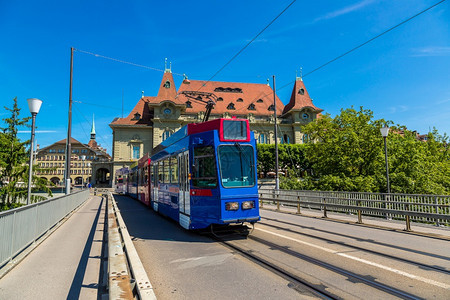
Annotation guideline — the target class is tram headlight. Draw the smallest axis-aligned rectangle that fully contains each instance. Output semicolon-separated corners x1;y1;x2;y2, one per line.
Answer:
225;202;239;211
242;201;255;210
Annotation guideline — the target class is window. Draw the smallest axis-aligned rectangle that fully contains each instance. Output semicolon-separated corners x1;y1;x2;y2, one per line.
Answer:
227;103;235;110
302;134;309;144
268;104;275;111
193;146;217;188
185;101;192;108
236;98;243;102
164;80;171;88
132;146;140;159
283;134;290;144
162;130;172;141
218;145;255;188
170;156;178;183
223;120;248;140
132;113;141;120
163;158;170;183
256;99;263;103
298;88;305;95
217;97;223;101
258;133;267;144
248;103;255;110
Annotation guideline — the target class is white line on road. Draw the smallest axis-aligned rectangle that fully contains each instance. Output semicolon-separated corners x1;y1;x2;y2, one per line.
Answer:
256;227;450;290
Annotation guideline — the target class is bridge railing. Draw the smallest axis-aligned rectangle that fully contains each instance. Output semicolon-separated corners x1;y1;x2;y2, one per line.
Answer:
0;189;90;271
259;189;450;230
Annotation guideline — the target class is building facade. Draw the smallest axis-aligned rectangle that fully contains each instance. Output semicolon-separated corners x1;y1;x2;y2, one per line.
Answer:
109;66;323;179
36;119;111;186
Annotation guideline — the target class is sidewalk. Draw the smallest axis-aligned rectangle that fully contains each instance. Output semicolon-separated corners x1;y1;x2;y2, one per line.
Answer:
0;195;107;300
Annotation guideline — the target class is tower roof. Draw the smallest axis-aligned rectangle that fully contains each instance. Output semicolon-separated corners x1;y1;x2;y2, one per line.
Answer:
90;114;96;135
282;78;323;115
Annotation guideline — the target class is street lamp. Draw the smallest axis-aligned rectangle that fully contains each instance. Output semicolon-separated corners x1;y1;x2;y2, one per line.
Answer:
380;126;390;195
81;155;86;189
27;98;43;205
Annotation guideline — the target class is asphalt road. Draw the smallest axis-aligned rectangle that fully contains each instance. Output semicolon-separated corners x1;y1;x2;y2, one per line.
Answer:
115;195;450;299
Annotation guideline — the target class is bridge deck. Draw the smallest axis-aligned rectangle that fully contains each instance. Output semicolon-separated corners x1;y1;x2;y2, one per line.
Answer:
0;195;106;300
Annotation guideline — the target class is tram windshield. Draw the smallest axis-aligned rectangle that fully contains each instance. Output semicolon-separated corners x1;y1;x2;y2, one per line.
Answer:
218;144;255;188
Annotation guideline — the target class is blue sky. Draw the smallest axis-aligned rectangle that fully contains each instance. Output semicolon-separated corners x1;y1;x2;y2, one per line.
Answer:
1;0;449;154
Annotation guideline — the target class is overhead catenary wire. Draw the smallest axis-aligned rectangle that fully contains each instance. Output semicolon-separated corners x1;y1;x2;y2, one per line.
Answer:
197;0;297;91
75;48;185;77
230;0;447;116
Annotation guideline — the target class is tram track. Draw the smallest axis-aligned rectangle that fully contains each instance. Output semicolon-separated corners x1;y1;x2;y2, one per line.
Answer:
214;233;422;300
212;234;340;300
261;217;450;275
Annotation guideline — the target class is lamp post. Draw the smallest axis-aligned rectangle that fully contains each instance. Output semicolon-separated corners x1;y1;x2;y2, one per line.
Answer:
27;98;43;205
81;155;86;189
380;126;390;195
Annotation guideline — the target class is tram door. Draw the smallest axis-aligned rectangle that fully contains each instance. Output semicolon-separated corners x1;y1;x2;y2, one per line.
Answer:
178;151;191;229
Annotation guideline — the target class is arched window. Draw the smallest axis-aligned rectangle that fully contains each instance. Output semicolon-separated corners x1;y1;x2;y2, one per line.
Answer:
302;134;309;144
162;130;172;141
258;133;267;144
298;88;305;95
236;98;243;102
164;80;171;88
256;99;264;103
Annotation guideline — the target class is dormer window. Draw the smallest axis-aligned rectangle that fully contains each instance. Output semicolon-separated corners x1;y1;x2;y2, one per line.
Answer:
256;99;263;103
164;80;171;88
248;103;255;110
298;88;305;95
186;101;192;108
236;98;243;102
214;87;243;93
217;97;223;101
227;103;235;110
268;104;275;111
132;112;141;120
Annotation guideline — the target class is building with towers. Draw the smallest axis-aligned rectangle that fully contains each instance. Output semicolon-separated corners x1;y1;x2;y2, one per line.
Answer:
109;62;323;179
35;115;111;186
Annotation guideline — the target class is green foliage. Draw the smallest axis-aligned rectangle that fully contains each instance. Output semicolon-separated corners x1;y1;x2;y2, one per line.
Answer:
0;98;52;211
257;144;308;177
286;106;450;195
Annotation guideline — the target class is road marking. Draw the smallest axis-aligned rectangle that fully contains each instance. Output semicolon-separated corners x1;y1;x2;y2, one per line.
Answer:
256;227;450;290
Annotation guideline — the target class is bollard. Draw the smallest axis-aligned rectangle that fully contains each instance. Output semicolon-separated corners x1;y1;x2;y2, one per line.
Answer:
357;200;362;224
276;194;280;211
405;203;411;232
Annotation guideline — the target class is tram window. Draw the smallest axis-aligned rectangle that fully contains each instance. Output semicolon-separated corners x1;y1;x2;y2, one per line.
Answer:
223;120;247;140
170;156;178;183
193;146;217;188
158;162;163;183
218;144;255;188
163;158;170;183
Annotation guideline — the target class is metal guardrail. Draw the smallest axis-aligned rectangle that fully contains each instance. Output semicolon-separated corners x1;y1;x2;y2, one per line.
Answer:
107;192;156;300
259;189;450;231
0;189;90;271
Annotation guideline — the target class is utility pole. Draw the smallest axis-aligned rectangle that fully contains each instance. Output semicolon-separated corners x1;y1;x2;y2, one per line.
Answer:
64;47;74;194
273;75;279;190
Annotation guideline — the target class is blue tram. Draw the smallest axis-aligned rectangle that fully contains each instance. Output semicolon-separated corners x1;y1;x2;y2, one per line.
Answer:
127;118;260;230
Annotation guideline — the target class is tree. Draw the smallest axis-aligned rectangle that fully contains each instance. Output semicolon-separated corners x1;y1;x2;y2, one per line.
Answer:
281;106;450;194
0;98;52;210
257;144;309;177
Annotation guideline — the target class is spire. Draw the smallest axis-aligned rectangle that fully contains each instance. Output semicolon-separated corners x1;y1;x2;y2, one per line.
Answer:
296;67;303;81
164;58;172;73
90;114;96;139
